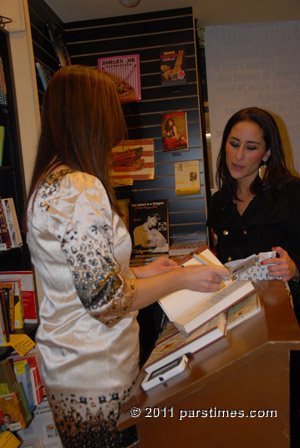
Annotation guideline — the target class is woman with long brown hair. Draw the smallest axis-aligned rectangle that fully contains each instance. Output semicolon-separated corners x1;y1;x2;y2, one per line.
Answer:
26;65;228;447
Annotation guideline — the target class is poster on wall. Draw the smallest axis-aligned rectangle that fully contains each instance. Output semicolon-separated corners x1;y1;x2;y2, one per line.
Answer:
160;46;187;86
161;111;188;151
110;139;155;186
98;54;141;103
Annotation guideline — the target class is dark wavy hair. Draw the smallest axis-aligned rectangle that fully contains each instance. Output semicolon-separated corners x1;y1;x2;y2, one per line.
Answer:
216;107;295;206
26;65;127;218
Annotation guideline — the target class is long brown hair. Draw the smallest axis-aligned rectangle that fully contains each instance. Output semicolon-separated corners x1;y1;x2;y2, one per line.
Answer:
27;65;127;215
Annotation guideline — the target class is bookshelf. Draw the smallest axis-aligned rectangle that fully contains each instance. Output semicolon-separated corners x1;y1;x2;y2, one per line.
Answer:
0;28;38;358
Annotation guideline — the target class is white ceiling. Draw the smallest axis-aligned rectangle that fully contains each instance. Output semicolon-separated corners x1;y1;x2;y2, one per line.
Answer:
44;0;300;26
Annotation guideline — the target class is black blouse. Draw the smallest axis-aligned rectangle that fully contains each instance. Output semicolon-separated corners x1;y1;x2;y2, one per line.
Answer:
207;179;300;274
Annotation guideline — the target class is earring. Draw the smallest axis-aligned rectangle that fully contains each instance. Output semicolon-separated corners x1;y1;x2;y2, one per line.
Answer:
259;162;267;180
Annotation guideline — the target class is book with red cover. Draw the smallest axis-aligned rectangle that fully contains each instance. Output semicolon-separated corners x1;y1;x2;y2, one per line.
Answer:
161;111;188;151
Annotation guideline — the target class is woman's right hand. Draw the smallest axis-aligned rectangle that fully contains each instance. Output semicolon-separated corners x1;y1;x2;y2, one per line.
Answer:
182;265;230;292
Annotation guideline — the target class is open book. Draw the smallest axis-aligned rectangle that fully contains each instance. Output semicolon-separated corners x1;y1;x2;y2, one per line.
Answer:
159;247;256;334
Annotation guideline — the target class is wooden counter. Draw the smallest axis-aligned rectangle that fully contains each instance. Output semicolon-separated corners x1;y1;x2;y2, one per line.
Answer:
118;280;300;448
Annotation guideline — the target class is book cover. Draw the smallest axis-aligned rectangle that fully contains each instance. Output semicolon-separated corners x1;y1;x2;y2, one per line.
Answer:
0;392;26;431
98;54;141;102
159;247;256;334
0;126;5;166
174;160;201;196
110;139;154;186
0;272;38;324
160;46;187;86
0;430;21;446
161;111;188;151
226;292;261;330
129;200;169;255
35;62;52;91
144;312;226;373
0;199;23;248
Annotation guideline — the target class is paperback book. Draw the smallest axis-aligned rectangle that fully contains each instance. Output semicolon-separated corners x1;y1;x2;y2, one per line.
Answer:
161;111;188;151
160;46;187;86
129;200;169;255
174;160;200;196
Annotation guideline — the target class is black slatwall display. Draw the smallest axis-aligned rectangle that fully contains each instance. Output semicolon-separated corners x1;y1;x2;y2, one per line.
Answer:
64;7;209;246
28;0;64;108
28;3;209;246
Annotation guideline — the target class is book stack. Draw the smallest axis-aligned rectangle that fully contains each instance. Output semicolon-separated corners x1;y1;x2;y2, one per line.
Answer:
0;271;38;345
0;359;33;433
0;198;23;251
143;313;227;373
8;350;44;407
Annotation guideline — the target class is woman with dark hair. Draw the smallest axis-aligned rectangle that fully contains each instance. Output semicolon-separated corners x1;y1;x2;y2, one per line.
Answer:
26;65;228;447
207;106;300;322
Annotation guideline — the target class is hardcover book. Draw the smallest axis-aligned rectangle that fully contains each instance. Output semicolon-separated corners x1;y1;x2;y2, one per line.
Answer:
161;111;188;151
129;200;169;255
159;247;256;334
143;312;226;373
98;54;141;102
160;46;187;86
226;292;261;330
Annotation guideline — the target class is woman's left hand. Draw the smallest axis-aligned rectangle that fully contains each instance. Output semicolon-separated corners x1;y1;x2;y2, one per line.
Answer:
132;256;180;279
262;246;298;282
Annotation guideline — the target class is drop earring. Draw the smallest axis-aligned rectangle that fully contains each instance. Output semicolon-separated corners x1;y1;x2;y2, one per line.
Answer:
259;162;267;180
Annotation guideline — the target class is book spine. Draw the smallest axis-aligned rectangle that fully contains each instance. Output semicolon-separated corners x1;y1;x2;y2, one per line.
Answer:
0;290;10;342
0;126;5;166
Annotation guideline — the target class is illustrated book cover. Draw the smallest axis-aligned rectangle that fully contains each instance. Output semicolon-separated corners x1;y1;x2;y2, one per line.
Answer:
160;46;187;86
143;312;226;373
129;200;169;255
98;54;141;102
226;292;261;330
110;139;154;187
159;246;256;334
161;111;188;151
174;160;200;196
